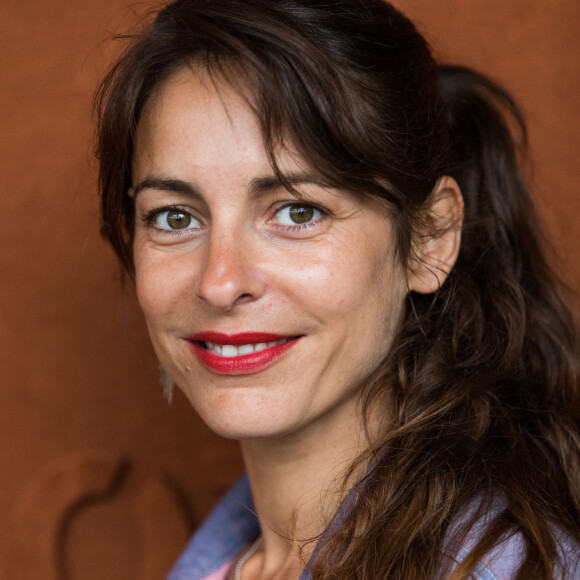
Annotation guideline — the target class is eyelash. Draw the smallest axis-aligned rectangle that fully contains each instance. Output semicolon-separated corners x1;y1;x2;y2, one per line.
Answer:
139;202;329;235
270;202;329;232
140;205;203;235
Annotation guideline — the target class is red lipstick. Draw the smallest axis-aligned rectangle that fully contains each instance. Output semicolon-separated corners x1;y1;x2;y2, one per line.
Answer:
188;332;301;375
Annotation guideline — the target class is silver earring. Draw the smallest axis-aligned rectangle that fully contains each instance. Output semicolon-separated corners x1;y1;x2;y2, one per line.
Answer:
159;366;174;403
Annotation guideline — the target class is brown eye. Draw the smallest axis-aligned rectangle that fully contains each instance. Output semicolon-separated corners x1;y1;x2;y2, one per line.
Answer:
289;205;315;224
154;209;201;230
166;211;191;229
276;204;321;226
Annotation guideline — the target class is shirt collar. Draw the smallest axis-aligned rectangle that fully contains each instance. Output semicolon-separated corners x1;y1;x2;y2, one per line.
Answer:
167;473;360;580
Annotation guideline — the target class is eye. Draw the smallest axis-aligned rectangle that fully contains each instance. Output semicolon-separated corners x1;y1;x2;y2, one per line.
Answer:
153;209;202;231
274;203;322;226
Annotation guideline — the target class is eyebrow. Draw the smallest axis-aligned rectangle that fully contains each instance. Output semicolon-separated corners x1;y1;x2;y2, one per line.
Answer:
132;171;332;200
247;172;332;198
132;177;203;199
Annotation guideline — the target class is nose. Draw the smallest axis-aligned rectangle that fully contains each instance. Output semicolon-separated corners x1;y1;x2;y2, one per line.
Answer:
195;228;265;311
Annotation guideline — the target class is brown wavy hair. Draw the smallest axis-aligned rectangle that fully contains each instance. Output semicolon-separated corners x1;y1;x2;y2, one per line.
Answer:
94;1;580;578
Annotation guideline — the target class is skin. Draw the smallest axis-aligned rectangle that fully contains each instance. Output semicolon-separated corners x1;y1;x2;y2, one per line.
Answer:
131;65;463;578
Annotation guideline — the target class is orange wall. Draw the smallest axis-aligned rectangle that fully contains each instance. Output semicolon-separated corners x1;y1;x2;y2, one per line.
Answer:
1;1;578;578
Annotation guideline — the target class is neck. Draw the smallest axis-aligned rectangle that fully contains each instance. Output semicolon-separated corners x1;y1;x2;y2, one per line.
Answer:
239;397;371;575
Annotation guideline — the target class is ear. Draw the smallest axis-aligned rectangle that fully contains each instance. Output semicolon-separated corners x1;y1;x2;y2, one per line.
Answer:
407;176;464;294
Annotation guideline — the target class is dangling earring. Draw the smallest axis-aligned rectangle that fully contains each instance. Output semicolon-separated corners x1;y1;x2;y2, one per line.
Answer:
159;365;174;403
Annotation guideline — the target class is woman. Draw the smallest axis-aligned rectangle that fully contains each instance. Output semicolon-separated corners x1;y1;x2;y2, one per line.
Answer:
95;0;580;578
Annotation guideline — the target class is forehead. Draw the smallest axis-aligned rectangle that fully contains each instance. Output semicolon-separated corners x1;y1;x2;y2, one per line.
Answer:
133;64;309;180
131;63;393;222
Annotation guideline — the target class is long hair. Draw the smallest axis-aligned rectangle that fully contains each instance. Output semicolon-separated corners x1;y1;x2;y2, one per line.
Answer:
94;1;580;578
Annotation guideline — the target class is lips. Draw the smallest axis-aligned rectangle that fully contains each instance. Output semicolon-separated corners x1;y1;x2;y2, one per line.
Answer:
188;332;301;375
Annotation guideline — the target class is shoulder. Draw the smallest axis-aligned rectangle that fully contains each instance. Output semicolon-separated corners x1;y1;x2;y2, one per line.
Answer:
441;532;525;580
441;502;580;580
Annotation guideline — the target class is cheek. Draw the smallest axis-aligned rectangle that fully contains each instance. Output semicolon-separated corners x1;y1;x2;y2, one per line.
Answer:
134;246;193;322
273;234;403;322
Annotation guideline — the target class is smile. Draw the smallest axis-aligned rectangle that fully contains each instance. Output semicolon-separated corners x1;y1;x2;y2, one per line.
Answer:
202;338;291;357
188;332;301;375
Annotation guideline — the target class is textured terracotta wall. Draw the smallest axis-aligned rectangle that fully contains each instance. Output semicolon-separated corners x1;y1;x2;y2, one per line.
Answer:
1;1;578;578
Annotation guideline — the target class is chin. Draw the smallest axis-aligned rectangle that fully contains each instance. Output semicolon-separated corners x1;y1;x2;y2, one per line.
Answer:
178;385;292;441
198;414;289;441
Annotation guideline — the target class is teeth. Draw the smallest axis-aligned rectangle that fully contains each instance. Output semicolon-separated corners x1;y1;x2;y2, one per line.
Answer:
237;344;255;355
221;345;238;357
203;338;290;357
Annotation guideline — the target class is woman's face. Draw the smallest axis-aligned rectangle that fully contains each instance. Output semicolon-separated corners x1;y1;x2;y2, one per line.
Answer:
131;66;410;440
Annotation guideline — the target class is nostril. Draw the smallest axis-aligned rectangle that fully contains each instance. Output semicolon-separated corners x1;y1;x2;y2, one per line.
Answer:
235;293;254;304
